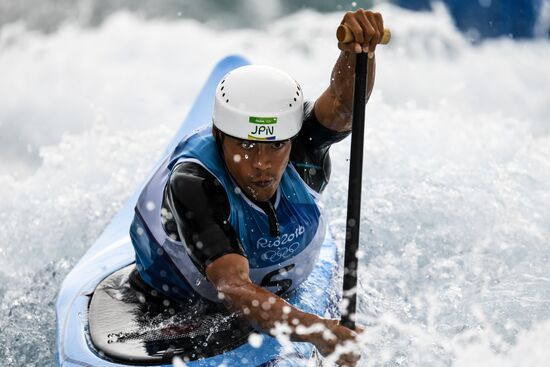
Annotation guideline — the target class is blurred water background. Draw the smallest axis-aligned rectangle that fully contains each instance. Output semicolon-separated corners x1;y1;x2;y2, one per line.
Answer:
0;0;549;366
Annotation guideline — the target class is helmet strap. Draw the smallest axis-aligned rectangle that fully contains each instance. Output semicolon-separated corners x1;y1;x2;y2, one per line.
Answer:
213;126;226;159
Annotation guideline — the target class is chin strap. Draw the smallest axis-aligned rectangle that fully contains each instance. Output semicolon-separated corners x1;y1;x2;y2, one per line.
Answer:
256;199;280;237
266;200;281;237
214;127;225;159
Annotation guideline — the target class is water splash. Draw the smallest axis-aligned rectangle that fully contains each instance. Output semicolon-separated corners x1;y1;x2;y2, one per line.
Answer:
0;4;549;366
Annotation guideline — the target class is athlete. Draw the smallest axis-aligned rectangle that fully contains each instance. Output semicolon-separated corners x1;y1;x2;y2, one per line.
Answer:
130;9;384;367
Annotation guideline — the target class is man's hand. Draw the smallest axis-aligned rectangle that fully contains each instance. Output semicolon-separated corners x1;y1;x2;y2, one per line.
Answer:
312;319;364;367
338;9;385;58
206;254;364;366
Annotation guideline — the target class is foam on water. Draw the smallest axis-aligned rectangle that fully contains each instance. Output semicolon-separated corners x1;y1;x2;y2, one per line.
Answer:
0;3;549;366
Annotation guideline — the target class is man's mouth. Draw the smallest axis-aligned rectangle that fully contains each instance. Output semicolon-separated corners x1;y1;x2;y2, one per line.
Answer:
251;177;274;188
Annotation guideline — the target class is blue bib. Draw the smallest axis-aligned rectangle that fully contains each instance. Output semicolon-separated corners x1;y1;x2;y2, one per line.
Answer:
131;127;326;302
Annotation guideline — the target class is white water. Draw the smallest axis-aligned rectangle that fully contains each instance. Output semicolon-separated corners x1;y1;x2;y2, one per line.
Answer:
1;3;549;366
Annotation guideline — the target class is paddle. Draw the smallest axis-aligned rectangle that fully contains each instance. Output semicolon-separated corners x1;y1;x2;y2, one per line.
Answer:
338;24;391;330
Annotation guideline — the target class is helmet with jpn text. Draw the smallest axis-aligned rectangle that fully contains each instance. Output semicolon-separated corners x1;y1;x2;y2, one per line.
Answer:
213;65;304;141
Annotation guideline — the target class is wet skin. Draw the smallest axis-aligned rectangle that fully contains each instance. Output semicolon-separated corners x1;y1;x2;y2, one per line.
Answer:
217;131;291;202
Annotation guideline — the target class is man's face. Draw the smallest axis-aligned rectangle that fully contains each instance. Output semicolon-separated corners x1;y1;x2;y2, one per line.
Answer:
219;132;292;202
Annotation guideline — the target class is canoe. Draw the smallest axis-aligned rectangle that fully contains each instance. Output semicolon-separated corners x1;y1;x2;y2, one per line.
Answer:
55;55;341;367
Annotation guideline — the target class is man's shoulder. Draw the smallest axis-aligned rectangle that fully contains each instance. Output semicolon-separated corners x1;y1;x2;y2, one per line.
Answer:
169;161;228;205
172;161;213;180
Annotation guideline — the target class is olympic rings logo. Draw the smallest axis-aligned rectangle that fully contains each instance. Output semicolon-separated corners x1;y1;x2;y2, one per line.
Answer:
261;241;301;262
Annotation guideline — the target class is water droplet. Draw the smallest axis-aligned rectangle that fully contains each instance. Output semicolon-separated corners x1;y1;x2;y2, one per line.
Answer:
233;154;241;163
172;356;187;367
479;0;491;8
248;333;263;348
145;201;156;211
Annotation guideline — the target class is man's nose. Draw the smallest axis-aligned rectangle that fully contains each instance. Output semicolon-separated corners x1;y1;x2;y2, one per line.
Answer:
252;145;272;170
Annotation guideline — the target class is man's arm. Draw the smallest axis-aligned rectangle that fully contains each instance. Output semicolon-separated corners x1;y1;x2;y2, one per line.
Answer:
164;162;247;273
291;10;384;194
314;10;384;132
166;164;358;365
206;253;361;366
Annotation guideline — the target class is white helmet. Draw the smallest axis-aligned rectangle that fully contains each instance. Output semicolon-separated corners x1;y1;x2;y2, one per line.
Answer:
213;65;304;141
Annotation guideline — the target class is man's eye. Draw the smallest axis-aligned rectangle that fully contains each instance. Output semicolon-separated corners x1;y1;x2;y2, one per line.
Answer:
240;141;255;150
271;142;286;149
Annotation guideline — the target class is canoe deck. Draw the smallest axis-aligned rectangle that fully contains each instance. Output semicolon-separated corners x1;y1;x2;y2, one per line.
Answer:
89;265;254;364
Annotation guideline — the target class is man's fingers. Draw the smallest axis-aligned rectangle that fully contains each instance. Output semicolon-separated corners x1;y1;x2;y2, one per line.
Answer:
357;10;376;53
344;13;365;44
338;41;362;54
374;12;385;39
366;12;381;54
339;9;385;56
371;12;385;54
337;353;361;367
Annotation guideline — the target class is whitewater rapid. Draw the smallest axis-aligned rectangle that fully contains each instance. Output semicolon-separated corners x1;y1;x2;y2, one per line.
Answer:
1;3;549;366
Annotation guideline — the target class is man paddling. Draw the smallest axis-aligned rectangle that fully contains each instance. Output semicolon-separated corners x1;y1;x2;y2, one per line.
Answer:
131;9;384;366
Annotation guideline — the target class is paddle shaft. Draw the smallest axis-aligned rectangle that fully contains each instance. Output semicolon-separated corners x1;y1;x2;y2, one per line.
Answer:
341;52;368;330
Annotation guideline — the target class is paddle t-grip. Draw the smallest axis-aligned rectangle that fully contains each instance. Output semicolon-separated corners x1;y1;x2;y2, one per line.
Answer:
337;24;391;44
